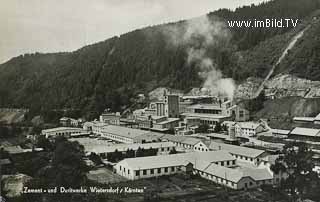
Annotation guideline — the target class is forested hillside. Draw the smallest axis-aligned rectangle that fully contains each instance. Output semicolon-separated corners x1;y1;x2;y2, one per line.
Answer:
0;0;319;118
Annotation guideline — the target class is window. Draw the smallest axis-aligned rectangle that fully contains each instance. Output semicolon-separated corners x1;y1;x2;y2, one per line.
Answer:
164;167;168;173
120;166;122;171
150;169;154;174
171;167;175;172
221;162;224;166
128;170;130;174
157;168;161;174
136;171;140;176
239;110;244;118
227;161;230;166
143;170;147;175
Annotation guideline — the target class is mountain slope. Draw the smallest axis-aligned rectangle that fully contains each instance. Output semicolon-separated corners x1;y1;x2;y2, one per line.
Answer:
0;0;320;117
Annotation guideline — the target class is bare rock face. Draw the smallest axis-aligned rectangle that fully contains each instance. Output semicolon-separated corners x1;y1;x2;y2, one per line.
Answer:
234;77;262;99
266;74;320;89
265;74;320;98
235;74;320;100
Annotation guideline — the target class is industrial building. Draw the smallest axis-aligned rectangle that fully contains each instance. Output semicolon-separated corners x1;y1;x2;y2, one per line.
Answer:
181;101;249;127
99;112;121;125
114;151;236;180
70;139;175;156
161;135;210;152
114;150;278;189
93;125;150;143
293;112;320;125
235;122;266;137
59;117;84;127
41;127;87;138
289;127;320;142
209;142;268;165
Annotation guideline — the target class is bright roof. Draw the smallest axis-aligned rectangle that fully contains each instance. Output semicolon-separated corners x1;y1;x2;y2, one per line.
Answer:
290;127;320;137
42;127;84;133
209;142;265;158
101;125;149;139
117;150;235;170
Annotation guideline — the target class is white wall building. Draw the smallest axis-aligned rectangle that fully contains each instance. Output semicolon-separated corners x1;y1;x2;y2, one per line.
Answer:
114;151;236;180
73;141;175;156
115;150;277;189
235;122;265;137
209;142;268;165
41;127;87;139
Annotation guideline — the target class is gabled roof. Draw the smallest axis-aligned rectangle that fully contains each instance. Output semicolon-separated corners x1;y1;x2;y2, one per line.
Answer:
237;122;262;130
209;142;266;158
181;138;201;146
205;163;245;182
198;162;273;183
117;150;235;170
290;127;320;137
161;135;204;146
241;167;273;181
314;113;320;121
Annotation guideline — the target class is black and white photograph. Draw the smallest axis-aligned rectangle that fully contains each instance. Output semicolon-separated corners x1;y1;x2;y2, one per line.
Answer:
1;0;320;201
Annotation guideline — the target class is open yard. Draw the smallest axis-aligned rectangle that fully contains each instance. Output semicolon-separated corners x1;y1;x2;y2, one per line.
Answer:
87;167;127;184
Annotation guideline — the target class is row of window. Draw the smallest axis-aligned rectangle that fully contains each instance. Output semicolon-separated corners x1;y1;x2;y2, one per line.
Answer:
194;146;209;152
232;154;255;162
136;166;180;176
214;160;236;166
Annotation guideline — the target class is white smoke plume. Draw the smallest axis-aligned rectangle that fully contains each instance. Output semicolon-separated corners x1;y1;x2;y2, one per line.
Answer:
162;15;236;100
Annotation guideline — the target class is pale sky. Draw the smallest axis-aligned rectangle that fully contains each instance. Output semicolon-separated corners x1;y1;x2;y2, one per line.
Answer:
0;0;267;64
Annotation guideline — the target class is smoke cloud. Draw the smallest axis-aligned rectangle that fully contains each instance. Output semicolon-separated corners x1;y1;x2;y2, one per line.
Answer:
162;15;236;99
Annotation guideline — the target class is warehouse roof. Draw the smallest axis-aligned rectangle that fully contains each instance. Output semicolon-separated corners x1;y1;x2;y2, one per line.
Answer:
161;135;203;146
42;127;84;133
271;129;290;135
133;132;165;143
101;125;149;139
117;150;235;170
290;127;320;137
201;163;244;183
241;167;273;181
181;113;230;119
81;142;175;154
209;142;266;158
